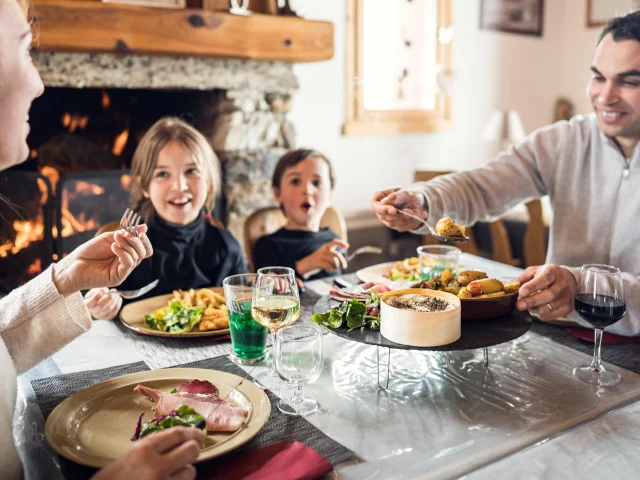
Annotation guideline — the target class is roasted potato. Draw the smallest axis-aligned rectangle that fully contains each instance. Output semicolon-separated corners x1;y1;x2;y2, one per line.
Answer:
455;270;487;286
467;278;505;296
457;287;473;298
503;281;520;294
435;217;465;237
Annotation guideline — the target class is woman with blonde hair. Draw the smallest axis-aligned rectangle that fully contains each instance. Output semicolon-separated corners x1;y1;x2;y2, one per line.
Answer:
1;1;203;479
84;117;246;319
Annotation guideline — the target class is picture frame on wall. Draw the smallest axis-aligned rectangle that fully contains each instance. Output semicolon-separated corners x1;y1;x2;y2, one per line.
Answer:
586;0;640;28
479;0;544;37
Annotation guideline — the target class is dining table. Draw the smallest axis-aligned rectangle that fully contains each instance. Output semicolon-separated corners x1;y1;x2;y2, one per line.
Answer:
14;253;640;479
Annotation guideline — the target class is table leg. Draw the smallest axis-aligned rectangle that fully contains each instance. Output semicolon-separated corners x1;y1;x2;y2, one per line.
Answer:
377;346;390;390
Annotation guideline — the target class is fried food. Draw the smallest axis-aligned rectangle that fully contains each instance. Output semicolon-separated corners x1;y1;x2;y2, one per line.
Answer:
420;269;520;299
154;288;229;332
385;256;422;281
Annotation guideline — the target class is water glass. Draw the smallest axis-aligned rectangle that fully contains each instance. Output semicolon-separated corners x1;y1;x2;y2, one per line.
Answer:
275;325;324;416
417;245;461;279
223;274;267;365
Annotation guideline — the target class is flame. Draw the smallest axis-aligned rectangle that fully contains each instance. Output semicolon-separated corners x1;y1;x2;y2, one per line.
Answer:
52;253;59;261
27;258;42;275
120;174;132;190
75;181;104;196
30;150;38;159
62;113;71;128
40;166;60;193
36;177;49;206
60;209;99;237
61;113;89;133
0;218;45;258
102;90;111;109
112;130;129;156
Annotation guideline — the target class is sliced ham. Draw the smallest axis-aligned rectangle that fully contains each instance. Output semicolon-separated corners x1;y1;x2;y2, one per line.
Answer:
328;283;391;302
134;384;249;432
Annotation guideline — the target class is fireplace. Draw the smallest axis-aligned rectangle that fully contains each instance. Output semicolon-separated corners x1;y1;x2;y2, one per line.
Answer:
0;52;298;293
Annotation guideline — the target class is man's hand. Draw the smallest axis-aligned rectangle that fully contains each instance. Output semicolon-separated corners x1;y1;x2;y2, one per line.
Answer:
53;224;153;296
516;264;577;320
370;188;428;231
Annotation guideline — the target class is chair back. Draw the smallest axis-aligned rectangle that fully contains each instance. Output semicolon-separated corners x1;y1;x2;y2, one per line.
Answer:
243;206;347;272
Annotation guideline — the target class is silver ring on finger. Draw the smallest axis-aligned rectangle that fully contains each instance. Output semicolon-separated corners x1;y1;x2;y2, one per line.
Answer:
546;303;553;312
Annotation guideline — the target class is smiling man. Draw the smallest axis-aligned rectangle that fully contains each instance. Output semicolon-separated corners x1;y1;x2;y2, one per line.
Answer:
371;11;640;337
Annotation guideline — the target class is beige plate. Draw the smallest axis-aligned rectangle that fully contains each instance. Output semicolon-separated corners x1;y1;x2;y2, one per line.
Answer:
120;287;230;338
45;368;271;468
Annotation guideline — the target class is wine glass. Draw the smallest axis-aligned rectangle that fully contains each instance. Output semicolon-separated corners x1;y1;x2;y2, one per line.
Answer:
251;267;301;390
572;264;626;386
275;324;324;416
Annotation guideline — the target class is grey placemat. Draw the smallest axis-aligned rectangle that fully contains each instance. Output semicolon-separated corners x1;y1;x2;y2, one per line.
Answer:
115;290;322;369
31;350;352;478
531;321;640;373
32;361;150;419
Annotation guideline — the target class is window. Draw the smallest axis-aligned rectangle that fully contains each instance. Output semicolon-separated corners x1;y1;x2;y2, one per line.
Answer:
344;0;453;135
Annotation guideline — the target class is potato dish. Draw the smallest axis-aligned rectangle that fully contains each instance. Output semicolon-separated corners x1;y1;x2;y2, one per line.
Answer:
151;288;229;332
421;269;520;299
435;218;466;238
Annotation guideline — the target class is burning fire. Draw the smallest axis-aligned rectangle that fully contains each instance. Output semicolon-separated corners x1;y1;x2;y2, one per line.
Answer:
0;218;45;258
112;129;129;156
102;90;111;109
121;174;132;190
75;181;105;196
40;166;60;193
61;113;89;133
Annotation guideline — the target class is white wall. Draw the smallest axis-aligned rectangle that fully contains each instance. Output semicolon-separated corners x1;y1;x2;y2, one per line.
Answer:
288;0;603;221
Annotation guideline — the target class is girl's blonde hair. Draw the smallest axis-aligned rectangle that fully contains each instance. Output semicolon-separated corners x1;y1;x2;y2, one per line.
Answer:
131;117;221;222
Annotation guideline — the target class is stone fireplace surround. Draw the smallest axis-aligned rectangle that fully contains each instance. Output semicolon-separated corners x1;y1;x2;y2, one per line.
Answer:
32;50;299;244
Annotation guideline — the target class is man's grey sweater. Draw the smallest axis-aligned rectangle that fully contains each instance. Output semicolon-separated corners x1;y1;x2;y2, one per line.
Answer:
409;114;639;336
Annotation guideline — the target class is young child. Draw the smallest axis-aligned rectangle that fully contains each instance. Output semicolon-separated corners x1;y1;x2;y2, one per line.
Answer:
253;149;349;281
85;117;246;319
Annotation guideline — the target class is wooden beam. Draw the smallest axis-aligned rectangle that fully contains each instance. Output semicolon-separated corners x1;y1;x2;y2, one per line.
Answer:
32;0;334;62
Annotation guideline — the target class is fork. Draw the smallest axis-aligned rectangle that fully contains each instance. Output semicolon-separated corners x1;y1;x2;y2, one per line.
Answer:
397;210;470;243
106;279;160;299
120;208;141;238
346;245;383;262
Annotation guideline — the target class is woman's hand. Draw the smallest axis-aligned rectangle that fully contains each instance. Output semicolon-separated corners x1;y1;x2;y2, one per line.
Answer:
516;264;577;320
91;427;204;480
53;225;153;297
296;239;349;277
84;287;123;320
370;188;428;231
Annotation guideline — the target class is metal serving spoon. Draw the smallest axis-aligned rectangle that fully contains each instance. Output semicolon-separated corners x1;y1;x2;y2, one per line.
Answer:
397;210;470;243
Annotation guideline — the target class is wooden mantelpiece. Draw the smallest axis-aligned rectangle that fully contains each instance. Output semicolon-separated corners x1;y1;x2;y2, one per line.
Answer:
32;0;334;62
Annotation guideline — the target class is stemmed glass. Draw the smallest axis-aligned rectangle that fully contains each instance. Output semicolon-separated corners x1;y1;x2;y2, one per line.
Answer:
572;264;626;386
251;267;300;390
275;325;324;416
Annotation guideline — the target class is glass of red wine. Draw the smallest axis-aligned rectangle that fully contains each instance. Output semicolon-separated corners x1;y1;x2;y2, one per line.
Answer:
572;264;626;386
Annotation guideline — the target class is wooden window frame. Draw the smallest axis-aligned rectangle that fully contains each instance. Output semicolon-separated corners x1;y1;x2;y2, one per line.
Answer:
343;0;453;136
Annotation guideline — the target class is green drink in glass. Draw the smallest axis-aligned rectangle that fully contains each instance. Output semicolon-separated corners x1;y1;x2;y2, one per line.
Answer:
223;274;267;365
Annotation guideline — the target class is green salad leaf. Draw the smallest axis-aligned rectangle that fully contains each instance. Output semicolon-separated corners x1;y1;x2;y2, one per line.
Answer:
313;294;380;332
133;405;206;440
145;301;204;334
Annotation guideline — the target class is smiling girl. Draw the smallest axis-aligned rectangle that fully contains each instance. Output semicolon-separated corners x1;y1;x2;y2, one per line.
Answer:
85;117;246;319
253;149;348;281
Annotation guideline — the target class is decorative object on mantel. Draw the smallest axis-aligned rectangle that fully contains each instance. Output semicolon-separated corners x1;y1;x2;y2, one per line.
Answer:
103;0;185;8
586;0;640;28
479;0;544;37
229;0;250;15
278;0;298;17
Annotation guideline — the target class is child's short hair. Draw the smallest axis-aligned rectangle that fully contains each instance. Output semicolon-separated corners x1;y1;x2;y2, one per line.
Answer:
131;117;220;222
272;149;335;190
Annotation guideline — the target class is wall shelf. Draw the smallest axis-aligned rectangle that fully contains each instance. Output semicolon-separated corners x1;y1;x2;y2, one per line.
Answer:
33;0;334;62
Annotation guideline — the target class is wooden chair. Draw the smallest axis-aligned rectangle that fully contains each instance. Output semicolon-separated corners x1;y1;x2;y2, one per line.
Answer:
243;206;347;273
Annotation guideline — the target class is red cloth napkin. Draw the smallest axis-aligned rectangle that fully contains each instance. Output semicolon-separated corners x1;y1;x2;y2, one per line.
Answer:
198;440;332;480
563;326;640;344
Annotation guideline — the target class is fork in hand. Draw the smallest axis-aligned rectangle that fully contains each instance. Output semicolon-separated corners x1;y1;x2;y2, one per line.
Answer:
120;208;141;238
106;279;160;299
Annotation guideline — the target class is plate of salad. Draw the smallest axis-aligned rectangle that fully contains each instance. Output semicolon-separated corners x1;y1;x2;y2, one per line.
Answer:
120;287;230;338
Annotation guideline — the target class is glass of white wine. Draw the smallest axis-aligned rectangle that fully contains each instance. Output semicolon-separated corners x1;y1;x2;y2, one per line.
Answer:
251;266;301;390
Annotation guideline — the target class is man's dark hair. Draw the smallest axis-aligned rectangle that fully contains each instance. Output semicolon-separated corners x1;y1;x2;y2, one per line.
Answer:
599;10;640;44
